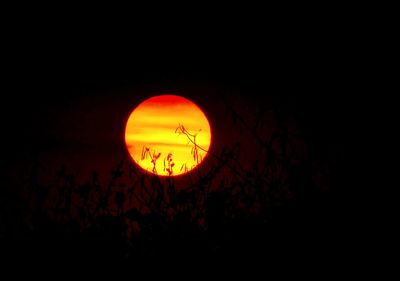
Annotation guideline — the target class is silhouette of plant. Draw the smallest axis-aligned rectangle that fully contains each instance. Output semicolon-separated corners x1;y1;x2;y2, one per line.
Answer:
175;124;202;164
2;96;330;263
141;146;161;174
164;153;175;176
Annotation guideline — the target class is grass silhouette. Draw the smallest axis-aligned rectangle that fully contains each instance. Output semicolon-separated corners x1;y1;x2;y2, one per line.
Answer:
1;99;339;264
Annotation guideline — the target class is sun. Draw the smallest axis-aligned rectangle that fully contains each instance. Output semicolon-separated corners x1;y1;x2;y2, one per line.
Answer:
125;95;212;176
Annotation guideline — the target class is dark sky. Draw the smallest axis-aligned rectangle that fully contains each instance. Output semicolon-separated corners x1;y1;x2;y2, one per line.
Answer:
2;2;366;183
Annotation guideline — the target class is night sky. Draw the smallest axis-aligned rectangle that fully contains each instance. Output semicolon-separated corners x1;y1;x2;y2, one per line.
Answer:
1;13;370;270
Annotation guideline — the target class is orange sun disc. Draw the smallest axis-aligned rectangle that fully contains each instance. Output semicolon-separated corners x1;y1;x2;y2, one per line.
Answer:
125;95;212;176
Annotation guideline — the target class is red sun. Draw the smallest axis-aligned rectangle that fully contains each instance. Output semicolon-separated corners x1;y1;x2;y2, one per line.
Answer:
125;95;212;176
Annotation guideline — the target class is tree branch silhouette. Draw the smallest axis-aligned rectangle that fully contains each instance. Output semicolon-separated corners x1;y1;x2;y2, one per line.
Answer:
175;124;247;180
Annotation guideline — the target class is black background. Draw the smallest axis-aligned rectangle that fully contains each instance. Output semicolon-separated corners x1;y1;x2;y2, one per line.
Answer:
1;7;378;271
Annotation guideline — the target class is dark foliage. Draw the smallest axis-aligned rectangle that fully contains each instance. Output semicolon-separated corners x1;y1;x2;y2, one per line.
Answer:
1;99;354;268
